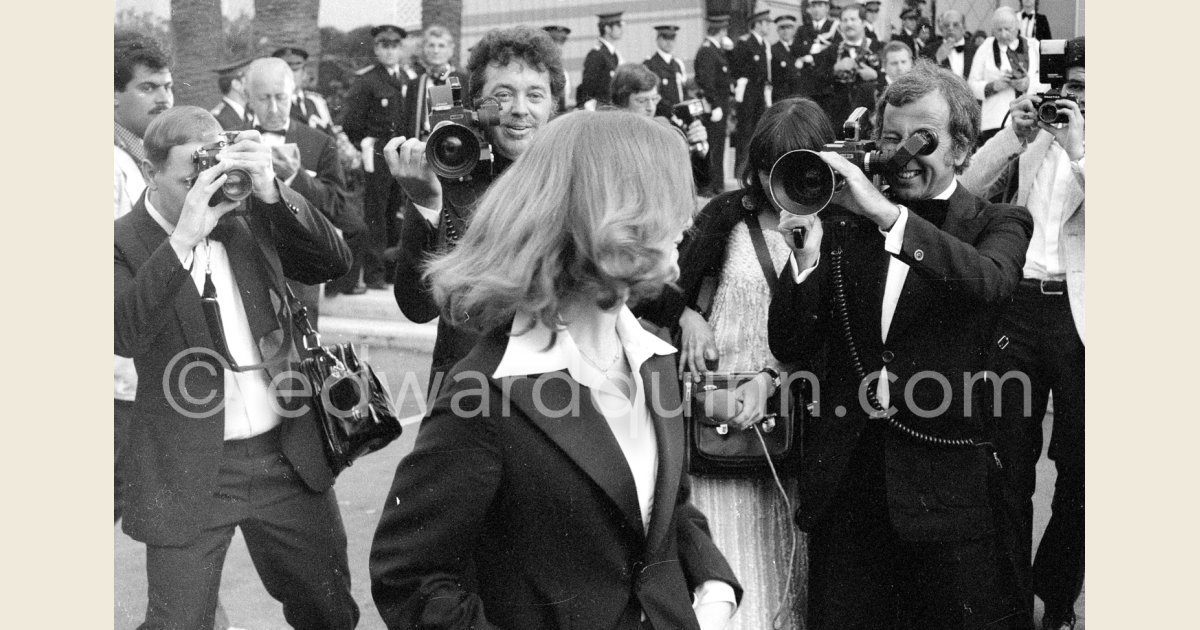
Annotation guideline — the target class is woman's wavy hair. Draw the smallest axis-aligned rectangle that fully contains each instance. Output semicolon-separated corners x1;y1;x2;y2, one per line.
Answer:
739;97;837;204
425;110;696;334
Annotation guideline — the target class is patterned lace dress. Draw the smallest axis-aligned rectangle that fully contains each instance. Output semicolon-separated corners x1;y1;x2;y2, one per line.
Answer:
690;219;807;630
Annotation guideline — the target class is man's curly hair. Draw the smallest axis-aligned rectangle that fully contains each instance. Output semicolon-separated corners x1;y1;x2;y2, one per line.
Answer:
467;26;565;103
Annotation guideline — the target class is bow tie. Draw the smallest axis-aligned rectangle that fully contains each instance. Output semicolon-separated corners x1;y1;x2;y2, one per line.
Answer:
908;198;951;226
1023;12;1035;19
953;44;965;53
255;127;286;136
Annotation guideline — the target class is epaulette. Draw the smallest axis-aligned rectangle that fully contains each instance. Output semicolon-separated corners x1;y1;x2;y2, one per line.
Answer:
209;103;224;116
738;33;751;41
355;64;375;76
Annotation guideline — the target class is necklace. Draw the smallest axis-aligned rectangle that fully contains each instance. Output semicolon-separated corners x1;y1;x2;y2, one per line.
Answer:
578;345;624;376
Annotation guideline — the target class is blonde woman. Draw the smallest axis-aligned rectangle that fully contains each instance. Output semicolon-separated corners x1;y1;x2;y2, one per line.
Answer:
370;110;742;630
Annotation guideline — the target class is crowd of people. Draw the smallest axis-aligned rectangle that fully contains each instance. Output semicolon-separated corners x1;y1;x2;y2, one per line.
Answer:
114;1;1083;628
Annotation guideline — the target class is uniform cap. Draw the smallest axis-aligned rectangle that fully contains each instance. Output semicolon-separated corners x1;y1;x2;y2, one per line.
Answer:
654;25;680;38
369;25;406;39
271;46;308;60
598;11;624;25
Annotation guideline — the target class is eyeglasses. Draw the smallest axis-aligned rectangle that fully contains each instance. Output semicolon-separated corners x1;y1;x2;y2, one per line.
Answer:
630;94;662;108
375;39;403;47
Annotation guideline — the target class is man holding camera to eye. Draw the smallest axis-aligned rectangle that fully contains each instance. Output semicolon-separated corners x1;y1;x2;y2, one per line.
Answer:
961;37;1085;630
768;62;1033;628
810;3;883;139
114;106;356;630
383;26;562;390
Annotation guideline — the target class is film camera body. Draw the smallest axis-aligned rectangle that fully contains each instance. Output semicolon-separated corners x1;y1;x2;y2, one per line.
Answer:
191;131;254;206
671;98;711;155
1035;39;1079;126
767;107;938;216
424;76;502;180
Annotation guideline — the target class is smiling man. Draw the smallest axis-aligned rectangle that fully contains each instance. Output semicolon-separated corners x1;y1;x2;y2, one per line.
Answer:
768;61;1033;628
383;25;562;390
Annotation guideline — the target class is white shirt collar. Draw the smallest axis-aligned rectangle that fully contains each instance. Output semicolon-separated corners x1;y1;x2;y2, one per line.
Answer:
656;49;673;64
706;36;723;48
493;307;676;380
599;38;617;54
934;178;958;200
144;196;176;235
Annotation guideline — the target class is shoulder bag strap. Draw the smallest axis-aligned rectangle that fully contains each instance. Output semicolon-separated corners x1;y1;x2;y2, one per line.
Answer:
744;212;779;296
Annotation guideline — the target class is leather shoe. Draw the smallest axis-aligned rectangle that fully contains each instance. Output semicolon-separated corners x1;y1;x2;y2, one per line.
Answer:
366;280;390;291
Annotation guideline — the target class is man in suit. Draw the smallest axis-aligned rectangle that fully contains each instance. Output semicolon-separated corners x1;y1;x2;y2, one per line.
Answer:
961;37;1085;630
643;25;687;119
209;58;252;133
369;314;742;629
693;13;732;196
796;0;840;98
1018;0;1053;40
935;10;977;79
272;46;336;136
114;105;356;630
810;3;883;135
731;9;774;176
341;25;410;291
245;57;354;322
578;11;624;110
769;63;1033;628
404;25;471;141
385;25;562;391
771;14;804;101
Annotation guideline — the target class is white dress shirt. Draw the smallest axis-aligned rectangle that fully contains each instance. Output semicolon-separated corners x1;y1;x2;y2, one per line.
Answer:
145;198;282;440
946;38;967;77
491;307;737;623
1023;141;1072;280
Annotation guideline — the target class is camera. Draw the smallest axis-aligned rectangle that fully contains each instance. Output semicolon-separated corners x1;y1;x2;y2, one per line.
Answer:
424;76;502;180
1034;39;1078;126
767;107;938;215
672;98;711;155
191;131;253;206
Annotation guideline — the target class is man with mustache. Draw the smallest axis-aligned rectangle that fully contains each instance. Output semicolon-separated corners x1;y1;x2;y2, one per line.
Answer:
384;25;563;391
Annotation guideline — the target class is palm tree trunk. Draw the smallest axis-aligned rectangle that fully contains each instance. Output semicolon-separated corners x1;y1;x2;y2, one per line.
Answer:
254;0;321;82
169;0;225;108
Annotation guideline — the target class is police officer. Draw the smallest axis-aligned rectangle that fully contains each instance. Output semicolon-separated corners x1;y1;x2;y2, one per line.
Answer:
209;58;252;132
577;11;623;109
272;46;335;135
340;24;409;291
643;25;686;118
731;8;773;175
694;12;731;196
796;0;840;97
771;14;803;101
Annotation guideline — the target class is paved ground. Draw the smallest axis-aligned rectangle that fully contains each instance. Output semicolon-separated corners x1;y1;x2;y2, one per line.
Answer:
115;290;1084;629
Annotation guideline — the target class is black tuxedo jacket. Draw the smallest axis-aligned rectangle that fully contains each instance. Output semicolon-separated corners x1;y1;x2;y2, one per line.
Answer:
940;40;979;79
369;327;741;629
768;184;1032;542
114;185;352;546
342;64;409;147
578;41;620;106
1021;12;1053;40
693;39;730;112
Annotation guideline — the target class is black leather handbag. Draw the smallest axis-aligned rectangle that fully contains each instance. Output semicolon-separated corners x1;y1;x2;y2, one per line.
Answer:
684;372;798;475
288;288;402;475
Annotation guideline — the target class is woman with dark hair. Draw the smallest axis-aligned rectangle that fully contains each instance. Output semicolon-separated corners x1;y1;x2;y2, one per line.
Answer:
370;110;742;630
650;97;837;629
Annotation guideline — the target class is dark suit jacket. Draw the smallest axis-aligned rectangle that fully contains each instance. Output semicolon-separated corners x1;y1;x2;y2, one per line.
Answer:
693;38;730;114
578;41;620;106
280;122;356;323
114;184;352;546
1021;12;1053;40
392;153;513;392
211;99;249;134
342;64;409;147
730;33;772;142
767;184;1033;542
369;327;742;629
771;40;803;101
402;68;471;140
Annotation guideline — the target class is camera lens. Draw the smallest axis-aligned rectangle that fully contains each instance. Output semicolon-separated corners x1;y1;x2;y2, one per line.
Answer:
426;123;481;179
1037;99;1068;125
769;150;836;215
222;168;253;201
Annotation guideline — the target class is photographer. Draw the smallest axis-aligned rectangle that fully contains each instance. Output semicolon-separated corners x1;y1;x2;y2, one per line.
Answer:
114;106;356;629
611;63;710;193
969;7;1042;142
767;62;1033;627
385;25;562;390
961;37;1085;630
810;3;883;139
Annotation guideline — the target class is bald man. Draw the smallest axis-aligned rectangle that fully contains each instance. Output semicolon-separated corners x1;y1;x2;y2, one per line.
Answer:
968;7;1042;140
245;57;356;320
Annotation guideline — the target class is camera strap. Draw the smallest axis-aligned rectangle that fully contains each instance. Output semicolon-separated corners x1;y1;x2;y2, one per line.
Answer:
744;212;779;297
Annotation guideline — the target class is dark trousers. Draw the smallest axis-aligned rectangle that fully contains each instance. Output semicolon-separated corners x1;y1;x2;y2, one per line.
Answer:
139;429;359;630
115;398;134;523
702;119;728;196
362;167;404;285
990;280;1085;626
805;424;1014;629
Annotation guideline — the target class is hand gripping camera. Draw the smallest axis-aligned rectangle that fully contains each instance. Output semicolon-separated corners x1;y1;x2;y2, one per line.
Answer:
191;131;254;206
424;76;502;181
767;107;939;216
672;98;711;155
1035;39;1079;126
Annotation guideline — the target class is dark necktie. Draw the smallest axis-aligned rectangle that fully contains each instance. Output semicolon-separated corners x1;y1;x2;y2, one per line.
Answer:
202;219;286;368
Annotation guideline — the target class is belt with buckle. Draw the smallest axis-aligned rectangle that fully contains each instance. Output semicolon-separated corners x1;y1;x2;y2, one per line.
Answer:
1020;278;1066;295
